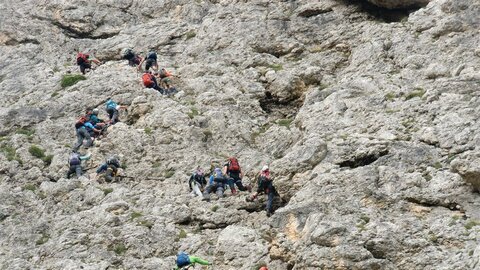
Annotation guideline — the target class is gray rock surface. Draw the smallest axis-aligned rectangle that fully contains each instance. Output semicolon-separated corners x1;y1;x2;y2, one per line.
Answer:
1;0;479;269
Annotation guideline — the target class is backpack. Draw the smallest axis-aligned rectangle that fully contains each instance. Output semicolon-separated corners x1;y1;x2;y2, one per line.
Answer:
176;252;190;267
106;100;117;110
76;53;88;65
69;153;80;165
142;73;154;87
75;116;88;129
228;157;240;173
121;48;134;59
146;51;157;60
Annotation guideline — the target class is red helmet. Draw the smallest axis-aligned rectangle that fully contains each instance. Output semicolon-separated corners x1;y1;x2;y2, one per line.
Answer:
259;267;268;270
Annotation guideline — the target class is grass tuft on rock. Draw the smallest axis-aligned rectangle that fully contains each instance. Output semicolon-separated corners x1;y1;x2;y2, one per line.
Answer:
23;183;37;192
29;145;53;166
464;220;480;230
178;229;187;239
185;30;196;39
112;243;127;255
29;145;45;159
130;211;143;220
405;88;425;100
187;107;199;119
102;188;113;196
16;128;35;137
0;144;22;164
277;119;293;129
61;74;86;88
164;169;175;178
36;233;50;246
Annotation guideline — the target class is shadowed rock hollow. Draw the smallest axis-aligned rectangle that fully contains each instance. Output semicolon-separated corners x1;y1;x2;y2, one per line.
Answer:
0;0;479;269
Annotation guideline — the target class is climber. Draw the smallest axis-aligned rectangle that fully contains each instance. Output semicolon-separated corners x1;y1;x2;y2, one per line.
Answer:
189;167;207;197
157;68;177;93
96;156;121;182
137;50;158;71
142;70;165;93
84;119;102;138
121;48;143;66
76;49;102;74
174;251;212;270
247;165;277;217
105;99;128;125
223;157;250;194
202;167;227;201
73;115;93;152
66;150;91;179
89;108;108;137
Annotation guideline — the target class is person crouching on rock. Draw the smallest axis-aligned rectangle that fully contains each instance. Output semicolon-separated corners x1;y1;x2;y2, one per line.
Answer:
66;150;91;179
73;115;93;152
105;99;128;125
121;48;143;67
247;165;277;217
76;49;102;74
174;251;212;270
142;70;165;94
202;167;227;201
223;157;250;195
189;167;207;197
137;50;158;72
96;156;121;183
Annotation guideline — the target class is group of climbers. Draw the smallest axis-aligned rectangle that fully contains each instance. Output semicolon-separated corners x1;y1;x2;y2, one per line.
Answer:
76;48;177;95
120;48;177;95
189;157;277;217
68;98;127;181
73;48;272;269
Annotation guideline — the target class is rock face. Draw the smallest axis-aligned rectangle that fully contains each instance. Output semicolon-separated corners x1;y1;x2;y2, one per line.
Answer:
1;0;480;269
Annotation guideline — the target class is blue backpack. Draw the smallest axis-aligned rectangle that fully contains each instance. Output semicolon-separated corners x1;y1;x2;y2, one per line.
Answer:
176;252;190;267
146;51;157;60
106;100;117;110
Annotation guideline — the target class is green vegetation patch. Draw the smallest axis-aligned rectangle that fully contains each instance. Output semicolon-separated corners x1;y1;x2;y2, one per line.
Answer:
277;118;293;129
102;188;113;196
111;243;128;255
187;107;199;119
16;128;35;137
185;30;196;40
178;229;187;239
0;144;22;164
130;211;143;220
29;145;53;166
36;233;50;245
23;183;37;192
268;64;283;72
29;145;45;159
464;220;480;230
144;127;153;135
164;169;175;178
61;74;86;88
405;88;426;100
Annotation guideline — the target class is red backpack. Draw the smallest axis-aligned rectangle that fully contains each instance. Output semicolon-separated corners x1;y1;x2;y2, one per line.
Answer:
76;53;89;65
228;157;241;172
75;116;88;129
142;73;154;87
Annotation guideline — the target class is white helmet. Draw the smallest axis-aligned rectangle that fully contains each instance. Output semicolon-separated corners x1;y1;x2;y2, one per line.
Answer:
261;165;269;172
